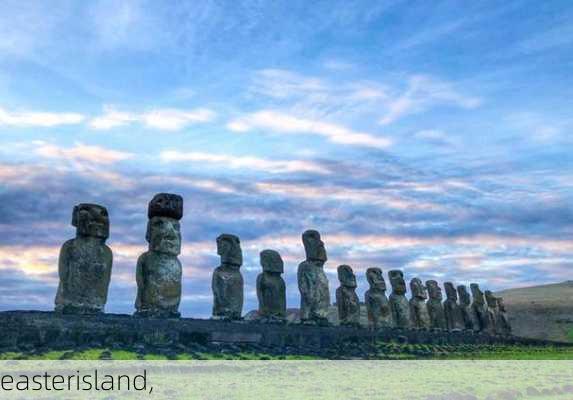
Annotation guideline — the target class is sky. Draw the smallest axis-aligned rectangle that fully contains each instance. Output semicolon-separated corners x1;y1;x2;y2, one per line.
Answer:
0;0;572;317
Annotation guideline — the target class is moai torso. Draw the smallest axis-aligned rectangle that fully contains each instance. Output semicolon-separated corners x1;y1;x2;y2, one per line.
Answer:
426;280;446;329
496;298;512;335
135;193;183;318
336;265;360;327
364;268;392;329
457;285;474;330
389;270;411;328
409;278;430;329
485;291;499;335
443;282;465;331
55;203;112;314
470;283;489;332
298;230;330;326
212;234;244;320
256;249;286;323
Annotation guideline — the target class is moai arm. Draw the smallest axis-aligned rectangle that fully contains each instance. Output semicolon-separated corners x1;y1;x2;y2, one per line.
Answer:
256;273;263;311
135;253;147;310
57;240;73;288
101;245;113;302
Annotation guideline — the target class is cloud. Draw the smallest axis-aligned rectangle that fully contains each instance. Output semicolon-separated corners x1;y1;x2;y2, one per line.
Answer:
160;151;331;174
89;107;215;131
88;107;136;129
35;142;133;165
0;106;84;127
228;110;392;149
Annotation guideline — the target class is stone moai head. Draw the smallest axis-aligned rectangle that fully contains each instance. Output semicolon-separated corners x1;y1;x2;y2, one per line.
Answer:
260;249;283;274
366;267;386;291
485;290;498;308
72;203;109;239
444;282;458;301
426;280;443;301
410;278;427;300
146;193;183;256
497;297;507;312
470;283;485;305
337;264;357;288
217;233;243;267
457;285;471;306
302;229;327;263
389;270;407;295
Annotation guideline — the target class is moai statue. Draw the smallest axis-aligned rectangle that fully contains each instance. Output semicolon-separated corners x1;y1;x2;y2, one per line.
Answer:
364;267;392;329
256;249;286;323
470;283;489;332
485;290;499;335
135;193;183;318
443;282;464;331
426;280;447;330
409;278;430;329
212;234;244;320
496;297;512;335
457;285;474;330
55;203;113;314
336;265;360;327
298;230;330;326
389;270;411;328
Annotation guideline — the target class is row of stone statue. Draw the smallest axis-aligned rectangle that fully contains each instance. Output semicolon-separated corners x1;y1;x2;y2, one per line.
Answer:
54;193;511;335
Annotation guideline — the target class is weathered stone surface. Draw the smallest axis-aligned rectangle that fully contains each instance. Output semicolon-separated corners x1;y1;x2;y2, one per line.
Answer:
496;297;512;335
426;280;447;330
485;290;499;335
135;193;184;318
470;283;489;332
212;234;244;320
55;203;113;314
336;265;360;327
443;282;464;331
256;249;286;323
457;285;474;330
409;278;430;329
298;230;330;326
364;268;392;329
389;270;411;328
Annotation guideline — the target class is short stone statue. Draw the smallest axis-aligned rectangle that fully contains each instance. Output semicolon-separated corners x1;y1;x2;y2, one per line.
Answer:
135;193;183;318
298;230;330;326
409;278;430;329
55;203;113;314
470;283;489;332
443;282;464;331
364;267;392;329
485;290;499;334
212;233;244;320
496;297;512;335
389;270;411;328
336;265;360;327
457;285;474;330
256;249;286;323
426;280;446;329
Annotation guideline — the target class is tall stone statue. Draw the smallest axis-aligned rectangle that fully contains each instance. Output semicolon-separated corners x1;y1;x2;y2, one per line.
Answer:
470;283;489;332
485;290;499;334
443;282;464;331
409;278;430;329
426;280;446;329
55;203;113;314
336;265;360;327
256;249;286;323
135;193;183;318
389;270;411;328
212;233;244;320
457;285;474;330
298;230;330;326
364;267;392;329
496;297;512;335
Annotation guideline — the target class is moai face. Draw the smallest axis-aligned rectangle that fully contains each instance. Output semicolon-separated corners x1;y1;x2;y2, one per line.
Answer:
389;270;407;295
147;217;181;255
217;233;243;267
444;282;458;301
485;290;498;308
72;203;109;239
337;264;357;288
302;230;327;263
366;267;386;291
260;249;283;274
410;278;427;300
426;280;443;301
497;297;506;312
470;283;485;305
457;285;471;306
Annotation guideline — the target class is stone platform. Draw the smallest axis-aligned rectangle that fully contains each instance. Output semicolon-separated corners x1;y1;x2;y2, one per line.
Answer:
0;311;562;354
